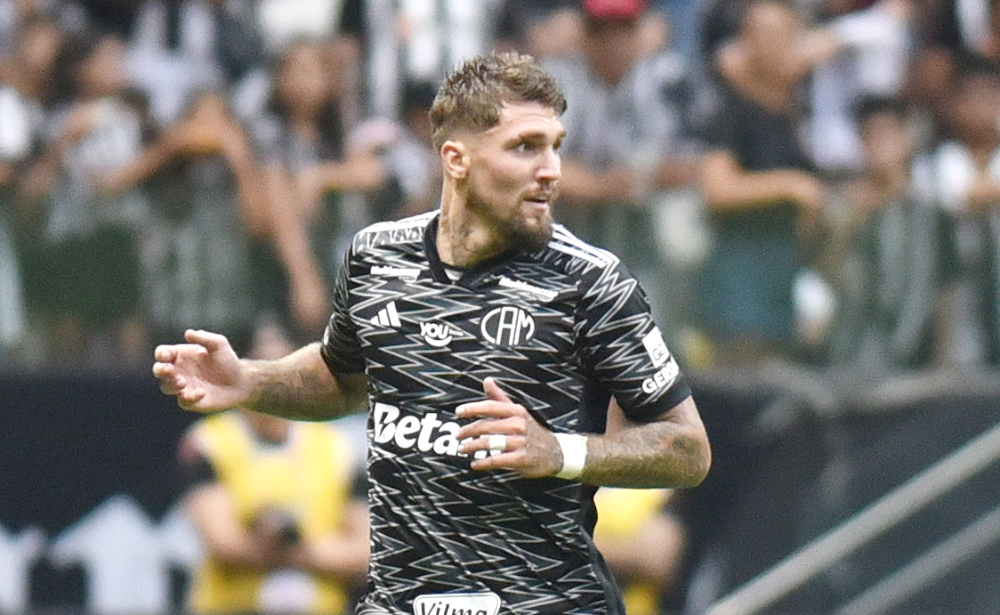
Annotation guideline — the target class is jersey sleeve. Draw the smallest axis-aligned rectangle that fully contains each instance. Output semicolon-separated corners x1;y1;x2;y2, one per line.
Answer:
320;250;365;375
575;260;691;422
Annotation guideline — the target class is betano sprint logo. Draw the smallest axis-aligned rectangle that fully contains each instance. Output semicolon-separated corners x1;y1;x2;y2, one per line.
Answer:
373;403;499;460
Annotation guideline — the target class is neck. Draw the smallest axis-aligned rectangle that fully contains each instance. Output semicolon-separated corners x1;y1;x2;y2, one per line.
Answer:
436;185;508;268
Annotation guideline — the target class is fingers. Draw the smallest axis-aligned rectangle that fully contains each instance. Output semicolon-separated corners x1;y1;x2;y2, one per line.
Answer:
458;434;526;457
455;378;560;476
177;387;207;410
482;377;512;403
184;329;228;352
457;415;525;444
456;399;526;420
153;344;177;363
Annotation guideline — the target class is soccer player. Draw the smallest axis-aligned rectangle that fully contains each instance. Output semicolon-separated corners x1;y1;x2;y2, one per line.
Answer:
153;51;711;615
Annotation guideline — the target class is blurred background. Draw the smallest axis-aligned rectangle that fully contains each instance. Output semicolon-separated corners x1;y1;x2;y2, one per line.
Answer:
2;0;1000;614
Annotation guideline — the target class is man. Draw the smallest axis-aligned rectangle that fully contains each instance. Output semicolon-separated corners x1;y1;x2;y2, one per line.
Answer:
154;51;711;615
697;0;831;365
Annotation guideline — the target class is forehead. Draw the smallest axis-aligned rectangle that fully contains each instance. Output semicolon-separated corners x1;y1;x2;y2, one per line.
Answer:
485;101;565;140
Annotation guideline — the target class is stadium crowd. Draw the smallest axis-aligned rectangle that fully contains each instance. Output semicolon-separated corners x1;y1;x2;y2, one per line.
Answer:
1;0;999;380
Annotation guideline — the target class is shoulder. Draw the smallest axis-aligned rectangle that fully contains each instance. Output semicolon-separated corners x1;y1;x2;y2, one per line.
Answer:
349;210;436;256
545;223;621;274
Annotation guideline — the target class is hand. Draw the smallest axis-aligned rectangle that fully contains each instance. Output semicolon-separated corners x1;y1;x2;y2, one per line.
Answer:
456;378;562;478
250;509;302;548
152;329;252;412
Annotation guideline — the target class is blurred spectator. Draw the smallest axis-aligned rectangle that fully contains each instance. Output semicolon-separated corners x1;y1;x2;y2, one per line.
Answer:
594;488;686;615
806;0;914;175
0;12;64;113
251;40;383;337
99;88;267;356
363;0;501;119
543;0;702;349
910;56;1000;367
824;95;948;373
254;0;365;57
350;79;441;222
238;0;365;127
0;13;65;364
125;0;268;126
179;320;369;615
493;0;584;58
905;0;998;144
696;0;837;366
20;32;153;368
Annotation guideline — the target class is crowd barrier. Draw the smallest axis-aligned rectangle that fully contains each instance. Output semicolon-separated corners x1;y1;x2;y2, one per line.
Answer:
1;365;998;615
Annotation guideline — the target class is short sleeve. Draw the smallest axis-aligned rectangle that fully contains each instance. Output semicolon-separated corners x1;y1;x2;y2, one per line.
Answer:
320;250;365;375
575;261;691;422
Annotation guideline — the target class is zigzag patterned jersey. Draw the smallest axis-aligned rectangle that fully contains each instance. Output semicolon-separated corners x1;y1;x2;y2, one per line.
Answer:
320;211;691;615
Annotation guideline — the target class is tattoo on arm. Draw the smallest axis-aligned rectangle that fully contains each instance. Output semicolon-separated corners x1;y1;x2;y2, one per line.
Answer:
582;400;710;489
248;343;366;421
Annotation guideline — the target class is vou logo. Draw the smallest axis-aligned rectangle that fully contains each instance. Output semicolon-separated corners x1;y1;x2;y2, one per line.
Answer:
480;307;534;346
420;321;456;347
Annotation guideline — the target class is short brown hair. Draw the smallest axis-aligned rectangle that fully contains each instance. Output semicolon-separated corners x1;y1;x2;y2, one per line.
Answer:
429;52;567;150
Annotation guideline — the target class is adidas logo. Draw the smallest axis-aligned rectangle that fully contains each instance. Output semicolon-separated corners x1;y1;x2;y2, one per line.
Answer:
371;301;402;328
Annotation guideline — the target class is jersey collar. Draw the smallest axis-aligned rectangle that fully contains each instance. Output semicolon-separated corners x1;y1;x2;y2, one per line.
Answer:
424;213;526;287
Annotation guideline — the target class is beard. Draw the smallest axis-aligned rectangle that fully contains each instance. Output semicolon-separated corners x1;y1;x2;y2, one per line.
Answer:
509;206;553;252
466;188;555;253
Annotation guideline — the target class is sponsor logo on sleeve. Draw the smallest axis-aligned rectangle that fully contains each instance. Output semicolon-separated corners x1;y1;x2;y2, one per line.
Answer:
640;327;680;394
641;357;680;394
642;327;670;367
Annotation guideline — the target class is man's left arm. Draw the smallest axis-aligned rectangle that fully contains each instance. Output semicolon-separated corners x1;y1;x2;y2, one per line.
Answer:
456;381;709;489
583;394;710;488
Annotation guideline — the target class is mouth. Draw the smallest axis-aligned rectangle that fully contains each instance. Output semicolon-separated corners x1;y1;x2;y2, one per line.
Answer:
524;191;557;209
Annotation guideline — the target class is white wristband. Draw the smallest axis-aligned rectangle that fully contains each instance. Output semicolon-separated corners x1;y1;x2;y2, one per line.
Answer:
554;433;588;480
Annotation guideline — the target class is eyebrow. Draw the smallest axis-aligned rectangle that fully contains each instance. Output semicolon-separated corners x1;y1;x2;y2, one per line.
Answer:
508;128;567;144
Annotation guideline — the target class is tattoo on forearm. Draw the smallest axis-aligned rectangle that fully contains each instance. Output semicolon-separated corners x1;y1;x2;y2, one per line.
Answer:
248;347;355;421
585;422;707;489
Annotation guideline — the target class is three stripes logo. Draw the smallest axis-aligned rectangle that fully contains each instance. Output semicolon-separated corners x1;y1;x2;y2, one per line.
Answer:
371;301;402;328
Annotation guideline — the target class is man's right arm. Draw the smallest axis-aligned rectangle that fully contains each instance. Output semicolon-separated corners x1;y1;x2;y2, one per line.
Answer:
244;342;369;421
153;330;368;420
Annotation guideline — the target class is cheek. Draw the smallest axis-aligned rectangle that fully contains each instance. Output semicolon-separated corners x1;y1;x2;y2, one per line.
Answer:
471;162;523;199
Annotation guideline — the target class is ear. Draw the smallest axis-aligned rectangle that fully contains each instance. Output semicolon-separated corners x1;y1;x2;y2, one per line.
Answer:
441;140;470;179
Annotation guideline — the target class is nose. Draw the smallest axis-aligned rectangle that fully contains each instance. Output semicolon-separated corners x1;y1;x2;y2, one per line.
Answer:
537;147;561;182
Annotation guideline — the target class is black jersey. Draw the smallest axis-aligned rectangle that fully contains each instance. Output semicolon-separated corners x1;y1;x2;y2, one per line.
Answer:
321;211;690;615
